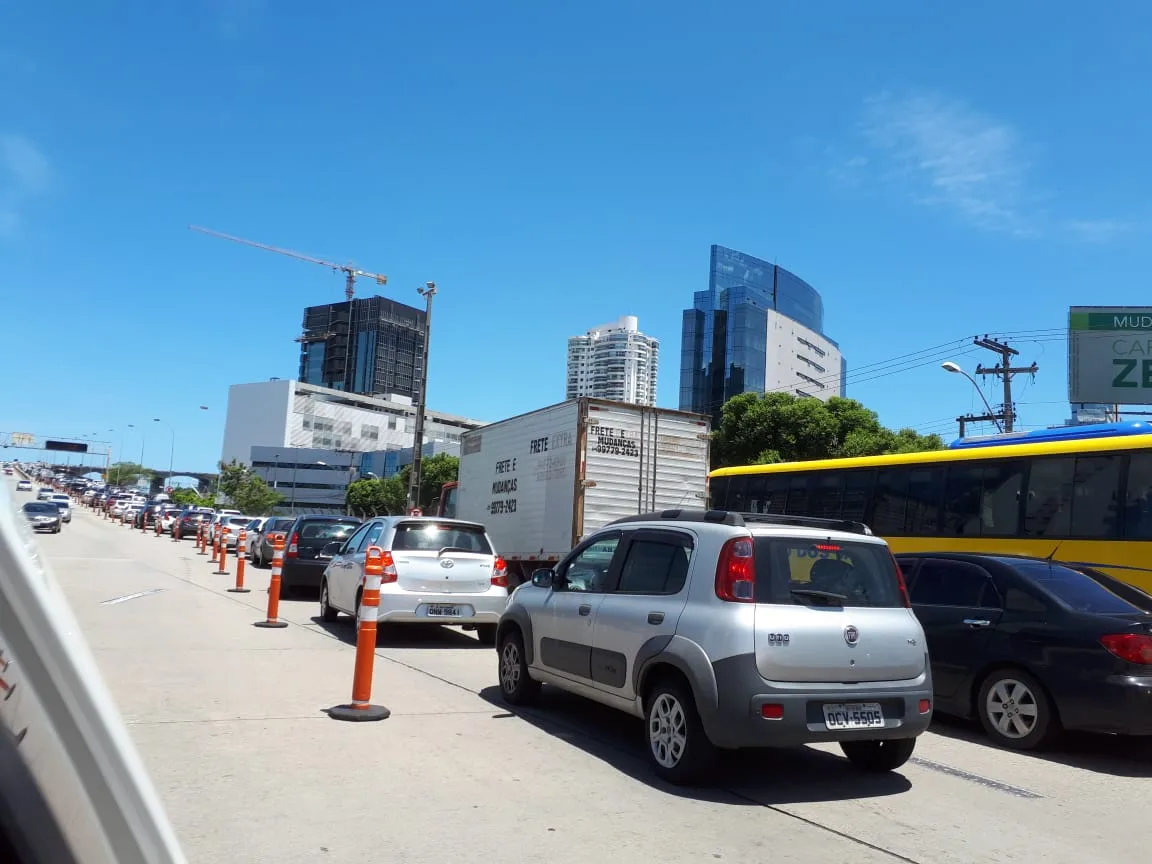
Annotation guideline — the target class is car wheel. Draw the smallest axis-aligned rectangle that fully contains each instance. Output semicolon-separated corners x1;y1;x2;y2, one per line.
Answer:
840;738;917;772
497;629;540;706
318;579;339;623
644;678;715;785
977;668;1060;750
475;624;498;646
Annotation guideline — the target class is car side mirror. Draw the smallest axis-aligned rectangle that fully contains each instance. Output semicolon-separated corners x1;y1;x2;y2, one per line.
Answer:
531;569;555;588
321;541;344;557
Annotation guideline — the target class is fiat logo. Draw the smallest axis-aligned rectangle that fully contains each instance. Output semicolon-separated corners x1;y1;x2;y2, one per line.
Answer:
439;559;455;569
844;625;859;646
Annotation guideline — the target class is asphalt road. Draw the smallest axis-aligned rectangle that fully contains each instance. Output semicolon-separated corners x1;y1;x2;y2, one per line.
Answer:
20;494;1152;863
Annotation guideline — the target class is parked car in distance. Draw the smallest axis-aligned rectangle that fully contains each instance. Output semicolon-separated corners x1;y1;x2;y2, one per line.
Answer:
279;515;361;594
318;517;508;644
218;515;254;549
243;517;269;559
23;501;62;533
36;487;54;501
174;509;212;539
895;552;1152;750
251;517;296;567
16;479;32;491
497;509;932;784
160;507;183;534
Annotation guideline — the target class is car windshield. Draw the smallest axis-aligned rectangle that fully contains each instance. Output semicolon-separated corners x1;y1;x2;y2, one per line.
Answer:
753;537;903;608
299;522;360;542
392;522;493;554
24;503;55;514
1010;561;1146;615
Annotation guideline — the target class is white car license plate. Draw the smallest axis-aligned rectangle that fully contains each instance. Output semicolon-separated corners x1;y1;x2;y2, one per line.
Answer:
823;702;885;730
426;604;461;618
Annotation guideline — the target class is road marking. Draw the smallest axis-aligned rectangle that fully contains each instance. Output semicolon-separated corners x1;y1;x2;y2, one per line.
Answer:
101;588;166;605
910;757;1044;799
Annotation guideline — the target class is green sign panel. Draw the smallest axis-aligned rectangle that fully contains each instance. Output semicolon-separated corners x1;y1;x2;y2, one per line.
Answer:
1068;306;1152;404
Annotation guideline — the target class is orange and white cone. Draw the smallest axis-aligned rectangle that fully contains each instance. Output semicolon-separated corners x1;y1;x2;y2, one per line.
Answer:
254;535;289;629
328;545;391;722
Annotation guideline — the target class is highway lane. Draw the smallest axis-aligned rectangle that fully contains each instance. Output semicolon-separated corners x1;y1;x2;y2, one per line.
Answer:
17;491;1152;864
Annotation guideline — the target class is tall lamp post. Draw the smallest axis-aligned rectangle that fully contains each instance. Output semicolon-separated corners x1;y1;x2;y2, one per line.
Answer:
408;281;436;512
153;418;175;490
941;361;1004;434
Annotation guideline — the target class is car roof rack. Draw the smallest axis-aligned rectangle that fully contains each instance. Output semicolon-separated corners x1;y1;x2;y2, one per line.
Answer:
607;508;871;535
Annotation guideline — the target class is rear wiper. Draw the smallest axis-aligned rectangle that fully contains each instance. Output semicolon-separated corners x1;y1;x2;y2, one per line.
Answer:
437;546;474;556
790;588;847;606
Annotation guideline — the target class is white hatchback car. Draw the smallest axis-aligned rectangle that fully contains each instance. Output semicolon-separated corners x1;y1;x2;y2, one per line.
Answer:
318;517;509;644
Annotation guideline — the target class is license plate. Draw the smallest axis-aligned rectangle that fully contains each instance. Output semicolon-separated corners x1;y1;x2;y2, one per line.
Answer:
426;604;461;618
823;702;885;730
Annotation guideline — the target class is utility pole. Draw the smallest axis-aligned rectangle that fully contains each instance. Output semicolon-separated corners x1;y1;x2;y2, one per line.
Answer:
408;283;436;513
970;336;1038;433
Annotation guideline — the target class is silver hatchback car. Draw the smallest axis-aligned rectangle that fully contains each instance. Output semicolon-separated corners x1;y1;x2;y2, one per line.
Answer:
318;516;510;644
496;509;933;784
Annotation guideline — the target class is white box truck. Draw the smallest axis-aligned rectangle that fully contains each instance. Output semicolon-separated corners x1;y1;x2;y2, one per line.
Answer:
442;398;711;587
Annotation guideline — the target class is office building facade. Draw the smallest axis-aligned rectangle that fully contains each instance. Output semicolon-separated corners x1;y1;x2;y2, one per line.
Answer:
566;315;659;406
679;245;844;422
298;295;426;400
221;379;485;510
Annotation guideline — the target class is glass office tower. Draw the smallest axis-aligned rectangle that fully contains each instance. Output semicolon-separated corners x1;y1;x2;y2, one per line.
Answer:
679;245;843;422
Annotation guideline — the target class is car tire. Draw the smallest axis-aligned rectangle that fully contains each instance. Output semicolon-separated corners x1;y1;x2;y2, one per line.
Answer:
318;579;339;623
977;668;1060;751
497;629;540;706
644;678;715;785
840;738;917;772
475;624;498;646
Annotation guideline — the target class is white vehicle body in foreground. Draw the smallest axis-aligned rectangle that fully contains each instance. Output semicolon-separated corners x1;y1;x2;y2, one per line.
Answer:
0;482;186;862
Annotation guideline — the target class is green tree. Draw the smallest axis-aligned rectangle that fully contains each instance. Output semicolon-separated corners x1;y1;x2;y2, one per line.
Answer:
396;453;460;510
107;461;146;486
711;393;943;469
346;477;407;517
170;487;215;508
217;460;250;501
229;475;283;515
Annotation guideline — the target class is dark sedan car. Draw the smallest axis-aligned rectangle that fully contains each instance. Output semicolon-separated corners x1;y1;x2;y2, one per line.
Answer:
896;552;1152;750
280;515;361;594
23;502;62;533
174;509;213;540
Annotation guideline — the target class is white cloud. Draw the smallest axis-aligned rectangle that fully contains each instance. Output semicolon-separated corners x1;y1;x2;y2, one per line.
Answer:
1064;218;1136;243
858;91;1034;235
0;133;50;238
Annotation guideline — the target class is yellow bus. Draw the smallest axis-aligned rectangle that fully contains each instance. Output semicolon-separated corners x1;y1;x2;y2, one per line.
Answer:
708;434;1152;594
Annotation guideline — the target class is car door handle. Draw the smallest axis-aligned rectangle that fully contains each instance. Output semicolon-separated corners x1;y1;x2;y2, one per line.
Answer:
647;612;665;625
963;618;992;628
578;604;592;616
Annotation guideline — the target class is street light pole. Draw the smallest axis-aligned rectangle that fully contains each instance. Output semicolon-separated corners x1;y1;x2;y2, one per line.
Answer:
941;361;1004;434
408;282;436;512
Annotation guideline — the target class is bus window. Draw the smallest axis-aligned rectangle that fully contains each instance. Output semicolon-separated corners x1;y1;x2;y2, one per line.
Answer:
745;475;766;513
1024;458;1074;538
728;475;748;511
709;475;730;509
841;469;875;522
981;461;1024;536
785;475;809;515
873;469;909;535
1070;455;1120;538
1124;453;1152;538
943;464;984;536
810;473;843;519
905;467;942;535
762;474;788;514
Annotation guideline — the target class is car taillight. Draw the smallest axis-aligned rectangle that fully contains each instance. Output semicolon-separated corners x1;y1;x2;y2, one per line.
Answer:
1100;634;1152;665
491;557;508;588
715;536;756;602
891;553;912;608
287;531;299;557
380;550;398;584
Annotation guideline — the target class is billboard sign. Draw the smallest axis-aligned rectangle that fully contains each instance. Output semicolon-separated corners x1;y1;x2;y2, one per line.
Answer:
1069;306;1152;405
45;440;88;453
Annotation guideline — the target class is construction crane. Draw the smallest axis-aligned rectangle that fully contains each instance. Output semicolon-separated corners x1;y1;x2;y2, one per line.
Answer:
189;225;387;301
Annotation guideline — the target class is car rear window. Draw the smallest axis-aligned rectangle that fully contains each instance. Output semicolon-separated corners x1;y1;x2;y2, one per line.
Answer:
228;516;250;526
392;522;493;554
1010;561;1145;615
24;503;55;513
753;537;903;608
299;521;360;542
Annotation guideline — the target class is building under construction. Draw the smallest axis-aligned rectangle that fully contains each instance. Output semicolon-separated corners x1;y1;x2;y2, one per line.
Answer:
298;296;427;401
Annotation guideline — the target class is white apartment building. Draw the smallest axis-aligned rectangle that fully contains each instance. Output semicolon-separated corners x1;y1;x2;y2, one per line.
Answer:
221;379;485;467
763;309;844;401
566;315;659;406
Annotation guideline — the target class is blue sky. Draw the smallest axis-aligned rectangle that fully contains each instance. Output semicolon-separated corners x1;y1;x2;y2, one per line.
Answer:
3;1;1152;473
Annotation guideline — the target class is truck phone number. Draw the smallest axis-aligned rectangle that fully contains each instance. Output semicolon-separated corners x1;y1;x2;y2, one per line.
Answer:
488;498;518;515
